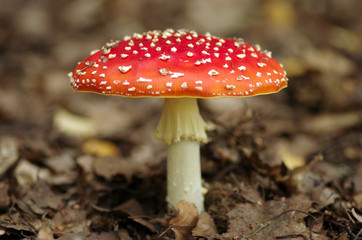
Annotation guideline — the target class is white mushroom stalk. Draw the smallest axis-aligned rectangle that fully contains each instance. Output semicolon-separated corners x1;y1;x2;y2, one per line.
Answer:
155;98;208;212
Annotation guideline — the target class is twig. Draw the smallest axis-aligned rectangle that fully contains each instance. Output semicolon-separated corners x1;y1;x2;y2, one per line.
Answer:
158;225;172;238
353;228;362;240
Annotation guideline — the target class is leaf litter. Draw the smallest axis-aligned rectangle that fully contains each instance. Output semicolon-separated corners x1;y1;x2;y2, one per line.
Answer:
0;0;362;239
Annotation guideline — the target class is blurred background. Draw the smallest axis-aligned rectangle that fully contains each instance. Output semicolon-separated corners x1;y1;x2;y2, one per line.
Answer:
1;0;360;128
0;0;361;238
1;0;361;171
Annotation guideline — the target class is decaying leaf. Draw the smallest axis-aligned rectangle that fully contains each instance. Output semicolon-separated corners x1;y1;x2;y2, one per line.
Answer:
0;211;41;235
114;198;156;232
278;141;306;170
50;206;90;236
351;208;362;223
25;181;63;212
192;211;218;238
0;136;18;177
0;181;10;210
89;231;119;240
223;194;324;240
38;221;55;240
283;154;324;194
14;158;77;187
169;200;199;240
354;193;362;210
14;160;49;186
303;111;361;134
53;108;97;138
93;156;138;182
82;139;120;157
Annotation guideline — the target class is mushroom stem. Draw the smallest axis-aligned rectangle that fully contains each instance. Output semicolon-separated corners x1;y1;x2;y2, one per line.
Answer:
155;98;208;212
167;140;203;212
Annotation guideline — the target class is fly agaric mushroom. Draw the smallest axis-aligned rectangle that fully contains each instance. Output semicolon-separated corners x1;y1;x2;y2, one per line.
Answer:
69;29;288;212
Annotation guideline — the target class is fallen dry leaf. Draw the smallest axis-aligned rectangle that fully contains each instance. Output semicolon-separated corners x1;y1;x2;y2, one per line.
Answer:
53;108;97;138
0;135;18;177
192;211;218;238
93;156;138;182
278;141;306;170
237;181;263;204
50;206;90;236
169;200;199;240
223;194;326;240
82;139;120;157
89;231;119;240
0;181;10;210
354;193;362;210
113;198;156;232
14;160;48;186
303;111;361;134
25;180;64;211
351;208;362;223
0;211;42;235
38;221;55;240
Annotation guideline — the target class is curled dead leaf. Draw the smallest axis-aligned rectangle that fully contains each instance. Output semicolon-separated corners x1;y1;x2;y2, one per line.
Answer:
82;139;120;157
0;136;18;177
351;208;362;223
38;221;54;240
192;211;218;238
169;200;199;240
53;108;97;138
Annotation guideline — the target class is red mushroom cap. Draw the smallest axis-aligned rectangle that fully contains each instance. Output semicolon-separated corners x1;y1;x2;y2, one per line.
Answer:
70;29;288;98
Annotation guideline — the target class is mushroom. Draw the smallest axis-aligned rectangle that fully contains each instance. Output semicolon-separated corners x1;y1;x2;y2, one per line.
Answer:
69;29;288;212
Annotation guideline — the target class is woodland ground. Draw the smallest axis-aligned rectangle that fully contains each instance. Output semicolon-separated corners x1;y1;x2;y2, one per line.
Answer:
0;0;361;239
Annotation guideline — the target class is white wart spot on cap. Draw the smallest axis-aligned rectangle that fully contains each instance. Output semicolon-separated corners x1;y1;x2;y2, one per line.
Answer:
195;86;203;91
208;69;219;76
170;72;184;79
118;65;132;73
159;54;170;60
137;77;152;82
181;82;187;88
238;66;246;71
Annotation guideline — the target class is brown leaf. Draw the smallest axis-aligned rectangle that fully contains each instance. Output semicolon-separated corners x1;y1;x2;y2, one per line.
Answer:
0;181;10;210
50;207;90;235
0;136;18;176
93;156;138;182
89;231;119;240
38;221;55;240
192;211;218;238
114;198;156;232
223;194;323;240
169;200;199;240
82;139;120;157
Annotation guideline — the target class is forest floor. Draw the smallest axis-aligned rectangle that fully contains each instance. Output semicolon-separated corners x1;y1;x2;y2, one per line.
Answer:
0;1;362;239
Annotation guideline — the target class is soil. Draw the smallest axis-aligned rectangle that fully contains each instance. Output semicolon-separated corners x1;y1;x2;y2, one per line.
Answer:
0;0;361;239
